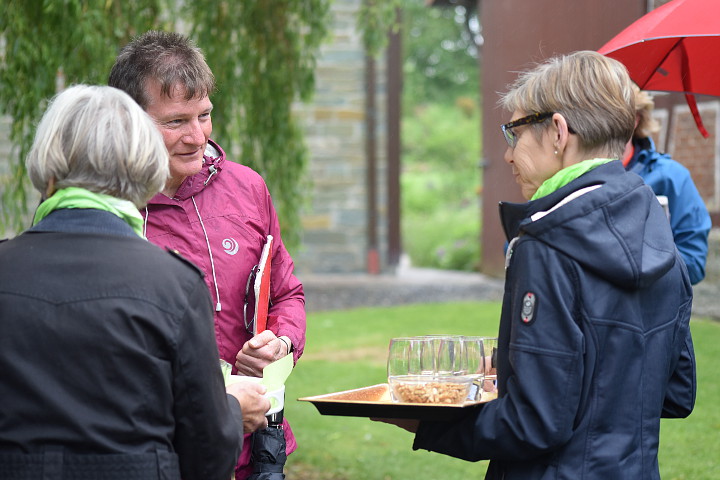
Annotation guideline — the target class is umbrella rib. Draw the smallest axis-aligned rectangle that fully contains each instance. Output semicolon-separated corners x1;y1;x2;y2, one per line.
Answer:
638;37;683;86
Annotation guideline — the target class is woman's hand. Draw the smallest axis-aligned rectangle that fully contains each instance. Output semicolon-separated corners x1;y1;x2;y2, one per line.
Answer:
370;417;420;433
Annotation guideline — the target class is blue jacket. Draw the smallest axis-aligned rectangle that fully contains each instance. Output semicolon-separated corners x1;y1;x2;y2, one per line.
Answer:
627;137;711;284
413;161;696;479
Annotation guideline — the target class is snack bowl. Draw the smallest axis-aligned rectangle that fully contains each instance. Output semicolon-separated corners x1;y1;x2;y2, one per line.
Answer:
388;375;472;405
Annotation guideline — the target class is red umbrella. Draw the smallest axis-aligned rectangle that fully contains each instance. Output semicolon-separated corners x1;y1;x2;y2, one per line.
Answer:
598;0;720;138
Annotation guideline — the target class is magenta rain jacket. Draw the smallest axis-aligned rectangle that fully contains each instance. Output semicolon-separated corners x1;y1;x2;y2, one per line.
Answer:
141;140;305;478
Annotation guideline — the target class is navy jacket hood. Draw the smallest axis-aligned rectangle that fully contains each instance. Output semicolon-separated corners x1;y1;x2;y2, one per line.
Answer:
499;161;678;290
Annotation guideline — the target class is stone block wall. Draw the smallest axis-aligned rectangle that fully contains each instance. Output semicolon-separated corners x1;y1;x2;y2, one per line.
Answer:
292;0;388;274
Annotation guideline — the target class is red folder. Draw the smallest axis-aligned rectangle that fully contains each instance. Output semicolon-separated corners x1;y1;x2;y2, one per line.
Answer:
253;235;273;335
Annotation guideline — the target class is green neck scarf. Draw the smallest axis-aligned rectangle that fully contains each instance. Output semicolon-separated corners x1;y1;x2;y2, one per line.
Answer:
33;187;145;238
531;158;614;200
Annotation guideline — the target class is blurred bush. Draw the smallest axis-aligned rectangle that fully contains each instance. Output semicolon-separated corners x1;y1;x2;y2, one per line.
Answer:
402;103;481;271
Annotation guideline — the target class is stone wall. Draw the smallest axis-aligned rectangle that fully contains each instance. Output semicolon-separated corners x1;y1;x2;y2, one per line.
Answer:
292;0;388;274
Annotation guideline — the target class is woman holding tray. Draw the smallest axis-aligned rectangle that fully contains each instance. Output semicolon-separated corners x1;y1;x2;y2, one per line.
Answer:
377;50;696;480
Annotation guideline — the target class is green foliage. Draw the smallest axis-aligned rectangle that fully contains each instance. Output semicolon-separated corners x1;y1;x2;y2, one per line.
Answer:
286;305;720;479
0;1;330;252
403;102;480;174
404;206;480;271
402;0;479;107
398;2;482;272
186;0;330;252
402;102;481;271
357;0;403;56
0;0;167;233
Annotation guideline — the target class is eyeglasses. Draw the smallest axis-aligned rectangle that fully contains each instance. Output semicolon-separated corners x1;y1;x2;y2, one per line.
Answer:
243;264;259;334
500;112;553;148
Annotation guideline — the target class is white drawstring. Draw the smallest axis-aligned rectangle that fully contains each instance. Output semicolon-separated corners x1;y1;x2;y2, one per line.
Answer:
192;196;222;312
143;207;149;238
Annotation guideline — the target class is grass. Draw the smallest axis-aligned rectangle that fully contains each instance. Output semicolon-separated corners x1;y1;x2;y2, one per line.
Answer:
283;302;720;479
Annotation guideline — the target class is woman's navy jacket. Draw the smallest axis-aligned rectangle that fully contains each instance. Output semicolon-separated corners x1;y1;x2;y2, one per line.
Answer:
413;161;696;480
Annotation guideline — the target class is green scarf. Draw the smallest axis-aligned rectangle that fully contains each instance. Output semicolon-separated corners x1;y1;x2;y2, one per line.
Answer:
531;158;614;200
33;187;145;238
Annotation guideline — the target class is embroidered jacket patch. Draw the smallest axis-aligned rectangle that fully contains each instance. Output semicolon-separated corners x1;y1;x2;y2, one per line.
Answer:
521;292;537;324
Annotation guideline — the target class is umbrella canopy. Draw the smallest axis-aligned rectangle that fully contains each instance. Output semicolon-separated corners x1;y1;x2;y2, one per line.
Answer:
598;0;720;137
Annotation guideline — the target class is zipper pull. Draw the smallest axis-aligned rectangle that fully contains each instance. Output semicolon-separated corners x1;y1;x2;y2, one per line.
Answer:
204;165;218;186
505;236;519;271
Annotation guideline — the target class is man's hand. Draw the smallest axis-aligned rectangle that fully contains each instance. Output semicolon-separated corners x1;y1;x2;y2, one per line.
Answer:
235;330;288;377
226;381;271;433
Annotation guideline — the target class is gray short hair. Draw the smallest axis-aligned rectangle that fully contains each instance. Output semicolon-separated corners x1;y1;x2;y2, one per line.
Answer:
26;85;169;207
500;50;635;159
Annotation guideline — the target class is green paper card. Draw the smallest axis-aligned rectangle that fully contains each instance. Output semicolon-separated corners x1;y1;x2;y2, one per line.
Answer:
261;353;293;392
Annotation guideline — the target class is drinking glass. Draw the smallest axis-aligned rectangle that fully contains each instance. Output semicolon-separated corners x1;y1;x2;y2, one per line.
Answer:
461;336;485;400
480;337;498;400
387;337;434;379
433;335;466;376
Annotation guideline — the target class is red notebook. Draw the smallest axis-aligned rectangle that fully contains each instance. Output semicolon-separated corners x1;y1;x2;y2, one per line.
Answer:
253;235;273;335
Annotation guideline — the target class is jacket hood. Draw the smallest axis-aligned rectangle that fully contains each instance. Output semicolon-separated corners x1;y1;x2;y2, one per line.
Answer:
500;161;678;289
172;139;226;201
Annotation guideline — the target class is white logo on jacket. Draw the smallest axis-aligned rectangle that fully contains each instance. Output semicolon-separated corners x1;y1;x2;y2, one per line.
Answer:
222;238;239;255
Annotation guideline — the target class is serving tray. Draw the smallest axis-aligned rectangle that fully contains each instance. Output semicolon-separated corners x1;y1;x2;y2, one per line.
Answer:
299;383;490;421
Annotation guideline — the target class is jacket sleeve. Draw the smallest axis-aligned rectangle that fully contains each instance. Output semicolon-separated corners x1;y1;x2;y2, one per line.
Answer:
414;240;584;461
173;278;243;480
661;310;696;418
264;187;306;364
651;160;710;285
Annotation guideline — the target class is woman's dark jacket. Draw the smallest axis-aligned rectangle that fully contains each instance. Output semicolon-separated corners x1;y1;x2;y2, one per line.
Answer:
0;209;243;480
413;161;696;479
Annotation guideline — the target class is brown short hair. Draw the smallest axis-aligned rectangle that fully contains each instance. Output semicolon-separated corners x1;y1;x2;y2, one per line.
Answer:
108;30;215;109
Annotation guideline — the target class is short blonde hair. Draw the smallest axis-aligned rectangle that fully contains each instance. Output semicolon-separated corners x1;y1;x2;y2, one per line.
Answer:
633;84;660;139
500;50;635;159
26;85;169;207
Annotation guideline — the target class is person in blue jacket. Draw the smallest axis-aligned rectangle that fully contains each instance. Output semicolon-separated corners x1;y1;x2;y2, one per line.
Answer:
376;51;696;480
622;86;711;285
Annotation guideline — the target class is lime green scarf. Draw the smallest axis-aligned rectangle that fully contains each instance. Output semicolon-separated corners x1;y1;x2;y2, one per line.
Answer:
531;158;614;200
33;187;145;238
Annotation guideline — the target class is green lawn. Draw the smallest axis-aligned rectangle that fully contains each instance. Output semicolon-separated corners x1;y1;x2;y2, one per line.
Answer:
283;302;720;479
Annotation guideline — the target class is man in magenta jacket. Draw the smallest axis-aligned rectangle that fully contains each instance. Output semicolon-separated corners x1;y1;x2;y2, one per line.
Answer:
109;30;306;479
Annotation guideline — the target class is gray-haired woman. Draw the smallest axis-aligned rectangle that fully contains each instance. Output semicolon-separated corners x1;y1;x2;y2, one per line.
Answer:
0;85;269;480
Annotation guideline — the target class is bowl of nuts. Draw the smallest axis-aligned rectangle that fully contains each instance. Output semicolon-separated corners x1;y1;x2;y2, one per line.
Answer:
388;375;472;405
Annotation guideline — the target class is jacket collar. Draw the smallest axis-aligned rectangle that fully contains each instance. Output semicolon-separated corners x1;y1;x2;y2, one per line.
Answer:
628;136;656;169
498;160;625;241
28;209;138;238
